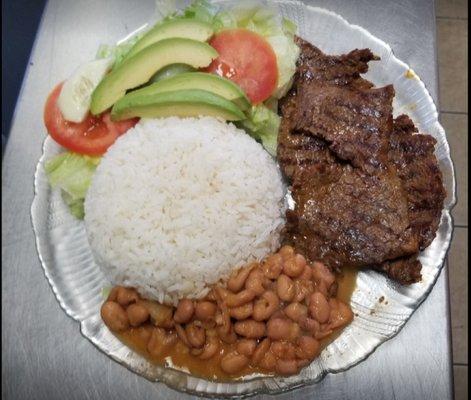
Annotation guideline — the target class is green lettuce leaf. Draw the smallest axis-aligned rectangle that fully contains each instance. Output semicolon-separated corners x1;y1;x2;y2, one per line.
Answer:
96;28;148;67
215;2;300;99
155;1;299;99
238;104;280;156
45;152;100;219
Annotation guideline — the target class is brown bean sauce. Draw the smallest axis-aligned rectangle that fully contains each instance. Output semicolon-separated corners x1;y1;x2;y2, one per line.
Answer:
105;248;358;381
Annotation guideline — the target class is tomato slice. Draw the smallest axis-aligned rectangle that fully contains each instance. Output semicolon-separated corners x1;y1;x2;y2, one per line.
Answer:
205;29;278;104
44;83;138;155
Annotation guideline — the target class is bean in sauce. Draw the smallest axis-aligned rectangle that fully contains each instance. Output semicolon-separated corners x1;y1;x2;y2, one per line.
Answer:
102;246;356;380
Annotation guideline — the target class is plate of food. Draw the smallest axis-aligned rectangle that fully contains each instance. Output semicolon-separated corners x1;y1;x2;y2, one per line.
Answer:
32;0;455;397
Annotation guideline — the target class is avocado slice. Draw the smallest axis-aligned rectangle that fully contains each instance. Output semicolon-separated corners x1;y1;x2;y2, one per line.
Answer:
125;72;251;111
150;64;195;83
90;38;218;115
121;19;214;64
111;89;245;121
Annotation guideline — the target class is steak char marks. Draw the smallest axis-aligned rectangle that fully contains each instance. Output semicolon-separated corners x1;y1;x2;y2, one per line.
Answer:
278;37;445;284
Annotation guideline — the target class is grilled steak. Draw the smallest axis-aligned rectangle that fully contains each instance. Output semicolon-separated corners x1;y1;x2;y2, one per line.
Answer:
278;37;445;284
388;114;446;249
286;164;418;270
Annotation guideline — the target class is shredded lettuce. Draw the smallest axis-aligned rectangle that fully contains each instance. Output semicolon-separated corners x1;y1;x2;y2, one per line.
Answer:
165;0;219;23
96;28;148;67
211;1;298;152
94;0;299;157
171;0;297;153
238;104;280;157
45;152;100;219
214;2;300;99
155;0;299;98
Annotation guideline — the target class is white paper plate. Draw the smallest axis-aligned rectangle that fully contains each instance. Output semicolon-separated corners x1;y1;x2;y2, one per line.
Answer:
32;1;456;397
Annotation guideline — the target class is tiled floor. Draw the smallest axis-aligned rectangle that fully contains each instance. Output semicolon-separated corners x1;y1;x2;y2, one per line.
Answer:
436;1;468;399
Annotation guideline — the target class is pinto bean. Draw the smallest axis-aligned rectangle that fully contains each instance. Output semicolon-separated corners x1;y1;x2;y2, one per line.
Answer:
229;302;253;320
270;309;286;320
315;327;333;340
217;325;237;344
236;339;257;357
276;274;295;302
262;254;283;279
329;282;339;297
271;341;296;360
293;279;315;303
252;338;271;366
194;301;217;321
283;255;305;278
107;286;121;302
139;300;173;328
276;359;299;375
101;301;129;332
259;351;277;370
279;245;295;261
328;299;354;329
299;316;320;334
220;352;249;375
266;318;292;341
201;319;217;330
309;292;330;324
288;322;301;341
284;303;308;322
175;324;191;347
198;337;220;360
316;280;329;297
297;359;311;369
173;299;194;324
215;303;231;343
116;287;139;306
234;320;266;339
225;289;256;308
227;265;253;292
296;336;320;359
299;264;313;281
126;303;150;327
253;291;279;321
186;323;206;348
312;261;335;287
204;289;217;302
245;269;266;296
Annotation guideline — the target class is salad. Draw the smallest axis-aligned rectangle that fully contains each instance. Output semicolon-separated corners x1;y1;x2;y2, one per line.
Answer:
44;0;300;219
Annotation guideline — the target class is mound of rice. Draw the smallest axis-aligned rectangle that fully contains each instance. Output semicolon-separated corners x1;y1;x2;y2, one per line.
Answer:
84;116;286;305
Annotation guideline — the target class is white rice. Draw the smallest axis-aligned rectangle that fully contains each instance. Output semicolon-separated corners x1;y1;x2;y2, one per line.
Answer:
84;116;286;305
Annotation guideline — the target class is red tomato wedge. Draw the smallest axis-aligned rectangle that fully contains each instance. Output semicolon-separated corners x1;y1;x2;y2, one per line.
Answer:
44;83;139;156
205;29;278;104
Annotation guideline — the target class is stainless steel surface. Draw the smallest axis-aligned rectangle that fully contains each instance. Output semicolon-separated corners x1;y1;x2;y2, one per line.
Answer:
29;0;456;397
2;0;454;399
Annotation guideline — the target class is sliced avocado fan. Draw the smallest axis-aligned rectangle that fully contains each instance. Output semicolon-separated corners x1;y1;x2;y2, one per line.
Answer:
111;89;246;121
120;19;214;65
90;38;218;115
124;72;251;111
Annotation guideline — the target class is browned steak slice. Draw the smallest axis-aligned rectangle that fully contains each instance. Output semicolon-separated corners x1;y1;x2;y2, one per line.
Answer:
285;163;419;270
292;82;395;172
374;256;422;285
294;36;377;88
388;114;446;249
371;116;446;285
279;38;418;272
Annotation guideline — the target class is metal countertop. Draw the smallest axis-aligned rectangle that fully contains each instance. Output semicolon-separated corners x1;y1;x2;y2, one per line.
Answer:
1;0;453;399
